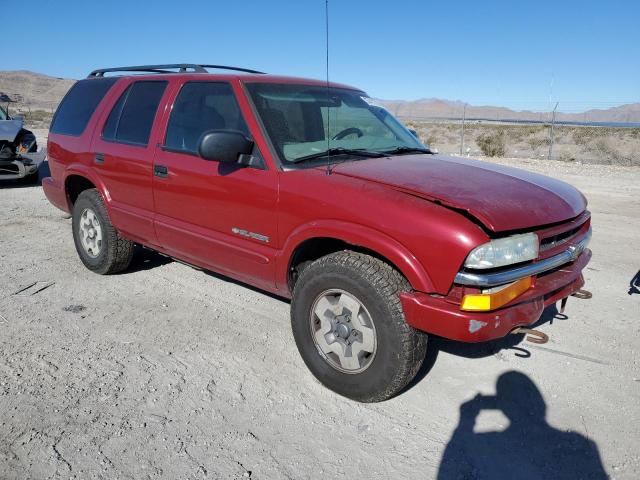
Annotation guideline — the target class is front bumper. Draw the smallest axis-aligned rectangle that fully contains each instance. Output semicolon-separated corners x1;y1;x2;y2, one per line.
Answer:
0;159;38;180
400;249;591;342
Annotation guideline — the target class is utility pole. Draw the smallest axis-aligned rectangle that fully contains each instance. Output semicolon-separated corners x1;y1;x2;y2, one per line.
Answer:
460;103;467;155
548;102;558;160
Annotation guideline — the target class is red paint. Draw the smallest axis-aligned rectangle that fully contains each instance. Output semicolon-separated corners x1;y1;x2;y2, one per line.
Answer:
44;71;592;342
401;249;590;342
331;155;587;232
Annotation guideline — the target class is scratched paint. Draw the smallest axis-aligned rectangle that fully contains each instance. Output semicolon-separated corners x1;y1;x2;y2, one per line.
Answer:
469;319;488;333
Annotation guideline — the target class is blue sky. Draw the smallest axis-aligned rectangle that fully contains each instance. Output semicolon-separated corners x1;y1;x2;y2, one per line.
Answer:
2;0;638;110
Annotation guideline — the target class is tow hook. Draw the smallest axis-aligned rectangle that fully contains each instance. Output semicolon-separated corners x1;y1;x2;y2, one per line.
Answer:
559;288;593;313
511;327;549;344
572;289;592;299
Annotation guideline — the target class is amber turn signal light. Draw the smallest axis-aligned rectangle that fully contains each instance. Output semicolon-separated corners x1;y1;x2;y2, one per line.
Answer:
460;276;533;312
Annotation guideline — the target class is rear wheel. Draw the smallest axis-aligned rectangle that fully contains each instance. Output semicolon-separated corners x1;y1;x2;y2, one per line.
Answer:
291;251;428;402
72;189;134;274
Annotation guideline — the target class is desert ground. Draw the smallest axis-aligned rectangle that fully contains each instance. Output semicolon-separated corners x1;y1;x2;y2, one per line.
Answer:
1;157;639;479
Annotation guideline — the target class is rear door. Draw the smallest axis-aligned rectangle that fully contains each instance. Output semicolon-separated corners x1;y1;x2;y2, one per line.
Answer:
152;80;279;290
91;80;168;244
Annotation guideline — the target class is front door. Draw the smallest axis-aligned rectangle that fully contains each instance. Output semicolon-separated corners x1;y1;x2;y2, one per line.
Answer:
152;80;279;290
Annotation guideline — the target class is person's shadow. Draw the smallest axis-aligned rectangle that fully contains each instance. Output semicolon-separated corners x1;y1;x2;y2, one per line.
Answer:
437;371;608;479
629;270;640;295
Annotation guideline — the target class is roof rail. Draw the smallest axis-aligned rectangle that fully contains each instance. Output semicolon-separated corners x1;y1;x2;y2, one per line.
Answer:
87;64;266;78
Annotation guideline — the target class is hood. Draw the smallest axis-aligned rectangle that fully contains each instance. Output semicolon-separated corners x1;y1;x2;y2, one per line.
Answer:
0;119;23;142
331;154;586;232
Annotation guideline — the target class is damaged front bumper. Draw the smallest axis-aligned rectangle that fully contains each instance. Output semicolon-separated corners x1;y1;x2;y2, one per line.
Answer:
400;249;591;342
0;150;46;180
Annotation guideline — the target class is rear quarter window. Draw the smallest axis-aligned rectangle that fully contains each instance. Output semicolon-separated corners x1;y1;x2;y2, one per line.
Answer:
50;78;118;136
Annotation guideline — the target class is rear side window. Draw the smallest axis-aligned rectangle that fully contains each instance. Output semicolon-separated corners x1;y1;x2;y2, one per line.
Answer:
50;78;117;136
102;81;167;146
165;82;249;154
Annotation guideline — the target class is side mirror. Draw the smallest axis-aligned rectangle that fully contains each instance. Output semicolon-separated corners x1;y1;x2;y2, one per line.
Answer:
408;129;419;138
197;130;254;163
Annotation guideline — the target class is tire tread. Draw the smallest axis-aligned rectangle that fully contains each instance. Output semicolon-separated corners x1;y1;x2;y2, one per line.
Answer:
73;189;134;274
292;250;428;402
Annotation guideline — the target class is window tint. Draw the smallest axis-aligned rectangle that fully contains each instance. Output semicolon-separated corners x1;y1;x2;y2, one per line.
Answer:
102;81;167;145
165;82;249;153
50;78;117;136
102;87;127;140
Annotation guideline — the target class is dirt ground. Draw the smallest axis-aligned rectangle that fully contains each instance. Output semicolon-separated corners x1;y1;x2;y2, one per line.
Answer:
1;158;639;479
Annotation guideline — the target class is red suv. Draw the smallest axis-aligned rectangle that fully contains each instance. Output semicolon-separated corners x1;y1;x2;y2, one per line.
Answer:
43;64;592;402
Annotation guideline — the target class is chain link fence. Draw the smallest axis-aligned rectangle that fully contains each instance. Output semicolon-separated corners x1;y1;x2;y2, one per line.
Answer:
4;94;640;166
399;106;640;167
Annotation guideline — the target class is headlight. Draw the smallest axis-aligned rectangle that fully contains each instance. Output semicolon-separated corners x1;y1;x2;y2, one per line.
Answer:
464;233;538;269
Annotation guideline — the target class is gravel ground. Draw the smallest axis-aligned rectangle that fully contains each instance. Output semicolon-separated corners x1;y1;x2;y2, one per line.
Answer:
0;158;639;479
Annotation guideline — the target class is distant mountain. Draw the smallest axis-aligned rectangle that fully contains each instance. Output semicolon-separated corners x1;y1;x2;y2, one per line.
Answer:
1;70;638;124
375;98;640;124
575;103;640;123
0;71;75;111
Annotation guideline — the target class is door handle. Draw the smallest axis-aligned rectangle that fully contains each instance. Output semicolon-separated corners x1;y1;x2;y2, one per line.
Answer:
94;153;105;165
154;164;169;178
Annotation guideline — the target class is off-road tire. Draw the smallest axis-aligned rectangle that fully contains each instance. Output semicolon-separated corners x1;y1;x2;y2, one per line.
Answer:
291;251;428;402
72;189;134;274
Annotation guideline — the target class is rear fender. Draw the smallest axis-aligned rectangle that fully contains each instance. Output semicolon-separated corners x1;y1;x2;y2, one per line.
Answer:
64;164;113;212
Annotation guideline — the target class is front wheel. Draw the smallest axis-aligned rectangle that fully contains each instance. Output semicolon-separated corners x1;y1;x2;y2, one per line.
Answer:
291;251;428;402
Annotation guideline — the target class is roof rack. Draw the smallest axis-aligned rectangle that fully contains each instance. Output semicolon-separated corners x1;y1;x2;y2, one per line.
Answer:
87;64;266;78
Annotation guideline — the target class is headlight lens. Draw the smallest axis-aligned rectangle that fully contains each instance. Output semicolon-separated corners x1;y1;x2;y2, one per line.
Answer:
465;233;538;269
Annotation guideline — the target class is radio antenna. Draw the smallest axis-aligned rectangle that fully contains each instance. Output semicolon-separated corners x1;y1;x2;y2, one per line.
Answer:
325;0;332;175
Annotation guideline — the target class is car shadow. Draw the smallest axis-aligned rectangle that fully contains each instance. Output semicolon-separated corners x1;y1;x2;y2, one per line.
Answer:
402;304;564;394
439;304;563;359
126;246;174;272
0;179;33;189
124;247;288;303
629;270;640;295
437;370;608;479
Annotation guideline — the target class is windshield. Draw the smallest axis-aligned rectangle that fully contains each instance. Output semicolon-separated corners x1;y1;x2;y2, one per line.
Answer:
245;83;427;167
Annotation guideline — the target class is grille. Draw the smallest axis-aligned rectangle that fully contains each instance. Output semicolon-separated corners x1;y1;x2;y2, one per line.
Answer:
540;226;581;252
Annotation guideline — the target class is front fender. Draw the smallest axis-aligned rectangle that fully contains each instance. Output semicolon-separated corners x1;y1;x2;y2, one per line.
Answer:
276;220;435;294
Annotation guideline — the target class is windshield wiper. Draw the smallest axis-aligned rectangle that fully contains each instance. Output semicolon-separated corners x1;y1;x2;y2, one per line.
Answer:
383;146;433;155
291;147;385;164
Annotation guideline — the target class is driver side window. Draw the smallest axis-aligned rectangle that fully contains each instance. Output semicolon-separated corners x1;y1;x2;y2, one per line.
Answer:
165;82;249;154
